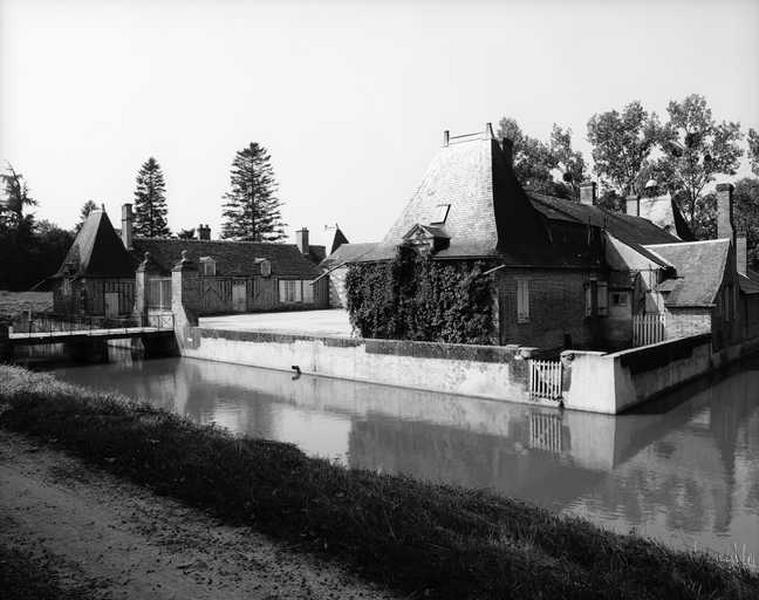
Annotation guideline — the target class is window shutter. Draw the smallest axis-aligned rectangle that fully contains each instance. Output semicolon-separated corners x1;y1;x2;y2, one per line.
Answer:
597;282;608;316
517;279;529;323
585;283;593;317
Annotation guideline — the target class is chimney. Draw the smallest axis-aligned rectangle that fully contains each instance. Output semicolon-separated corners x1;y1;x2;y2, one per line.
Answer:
736;228;748;276
501;137;514;168
443;130;450;147
121;203;133;249
198;224;211;240
626;195;640;217
716;182;735;240
579;182;596;206
296;228;309;255
485;122;494;139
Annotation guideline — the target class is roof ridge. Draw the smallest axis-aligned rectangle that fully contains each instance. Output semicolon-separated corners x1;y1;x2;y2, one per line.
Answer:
646;238;730;248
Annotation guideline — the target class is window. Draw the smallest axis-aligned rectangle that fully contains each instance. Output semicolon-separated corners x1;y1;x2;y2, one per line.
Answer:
585;282;594;317
430;204;450;225
257;258;272;278
279;280;302;303
517;279;530;323
611;292;628;306
597;282;608;316
199;256;216;277
303;280;314;304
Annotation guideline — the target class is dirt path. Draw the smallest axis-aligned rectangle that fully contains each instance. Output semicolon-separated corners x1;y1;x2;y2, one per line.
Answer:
0;430;398;600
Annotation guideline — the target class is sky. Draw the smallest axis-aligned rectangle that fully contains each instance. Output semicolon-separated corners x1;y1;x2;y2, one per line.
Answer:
1;0;758;248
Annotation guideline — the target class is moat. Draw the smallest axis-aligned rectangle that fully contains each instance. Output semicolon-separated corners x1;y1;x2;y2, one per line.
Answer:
52;352;759;561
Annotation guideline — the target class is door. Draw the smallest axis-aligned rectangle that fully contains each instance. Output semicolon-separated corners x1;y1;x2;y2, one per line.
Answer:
105;292;120;319
232;282;247;312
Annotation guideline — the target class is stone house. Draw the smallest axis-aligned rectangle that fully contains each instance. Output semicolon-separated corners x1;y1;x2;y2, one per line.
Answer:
341;124;759;351
51;205;328;317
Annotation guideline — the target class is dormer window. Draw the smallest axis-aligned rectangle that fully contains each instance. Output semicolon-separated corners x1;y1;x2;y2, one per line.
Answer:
402;223;450;255
431;204;450;225
255;258;272;278
199;256;216;277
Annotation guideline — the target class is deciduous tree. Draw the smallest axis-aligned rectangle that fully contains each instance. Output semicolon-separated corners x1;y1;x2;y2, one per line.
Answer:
586;100;661;198
221;143;286;241
75;200;99;232
748;128;759;177
133;157;170;238
656;94;743;226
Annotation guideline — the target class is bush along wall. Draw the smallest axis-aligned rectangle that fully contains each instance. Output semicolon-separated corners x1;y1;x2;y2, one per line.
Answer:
345;244;496;344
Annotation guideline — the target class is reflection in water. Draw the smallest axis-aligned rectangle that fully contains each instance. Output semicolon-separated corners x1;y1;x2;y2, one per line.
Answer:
54;353;759;558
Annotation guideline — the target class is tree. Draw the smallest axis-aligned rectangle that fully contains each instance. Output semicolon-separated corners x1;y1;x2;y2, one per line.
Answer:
656;94;743;226
549;124;585;198
496;117;580;199
586;100;661;198
1;163;36;229
689;178;759;268
748;128;759;177
133;157;170;238
75;200;99;232
221;143;286;241
177;228;195;240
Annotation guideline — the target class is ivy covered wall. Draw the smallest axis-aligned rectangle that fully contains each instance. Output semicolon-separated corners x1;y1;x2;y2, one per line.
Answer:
345;245;496;345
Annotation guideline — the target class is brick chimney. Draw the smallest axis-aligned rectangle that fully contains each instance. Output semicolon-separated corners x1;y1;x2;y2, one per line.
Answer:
736;228;748;276
296;228;309;255
716;182;735;240
626;195;640;217
121;203;133;249
198;224;211;240
579;182;596;206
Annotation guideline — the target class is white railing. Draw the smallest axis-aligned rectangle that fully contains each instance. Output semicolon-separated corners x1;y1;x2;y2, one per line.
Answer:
528;359;563;401
632;313;666;347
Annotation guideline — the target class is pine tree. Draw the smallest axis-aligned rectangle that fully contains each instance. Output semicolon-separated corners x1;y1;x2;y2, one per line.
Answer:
133;157;170;238
221;143;286;241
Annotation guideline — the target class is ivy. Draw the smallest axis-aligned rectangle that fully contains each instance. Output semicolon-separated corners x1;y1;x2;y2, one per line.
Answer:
345;245;496;345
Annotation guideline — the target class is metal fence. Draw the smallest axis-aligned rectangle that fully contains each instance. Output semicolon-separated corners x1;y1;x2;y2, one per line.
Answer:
11;312;174;337
528;359;563;401
632;313;666;347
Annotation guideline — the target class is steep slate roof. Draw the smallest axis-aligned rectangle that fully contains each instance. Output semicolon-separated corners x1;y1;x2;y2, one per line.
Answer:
306;245;326;264
645;239;730;307
330;227;350;254
739;269;759;295
529;193;681;247
356;127;685;269
320;242;377;270
131;238;322;279
359;130;552;263
53;209;133;279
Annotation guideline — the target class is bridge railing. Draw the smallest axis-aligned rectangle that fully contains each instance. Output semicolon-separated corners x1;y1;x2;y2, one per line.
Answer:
13;312;174;337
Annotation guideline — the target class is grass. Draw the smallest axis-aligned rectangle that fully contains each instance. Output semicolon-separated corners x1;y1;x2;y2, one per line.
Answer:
0;291;53;321
0;365;757;599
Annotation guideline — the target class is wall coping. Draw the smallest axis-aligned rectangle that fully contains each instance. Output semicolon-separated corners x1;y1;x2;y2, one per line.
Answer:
197;327;538;363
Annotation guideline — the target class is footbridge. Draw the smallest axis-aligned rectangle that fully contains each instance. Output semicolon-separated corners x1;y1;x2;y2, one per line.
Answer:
2;313;177;362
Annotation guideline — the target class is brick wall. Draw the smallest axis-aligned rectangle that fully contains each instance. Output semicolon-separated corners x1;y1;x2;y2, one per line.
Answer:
494;268;599;349
666;308;712;338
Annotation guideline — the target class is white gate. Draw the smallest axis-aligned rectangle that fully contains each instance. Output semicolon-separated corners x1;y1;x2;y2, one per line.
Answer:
528;359;563;401
633;313;666;347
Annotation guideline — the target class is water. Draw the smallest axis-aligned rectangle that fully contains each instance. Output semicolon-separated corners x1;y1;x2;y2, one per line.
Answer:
53;352;759;560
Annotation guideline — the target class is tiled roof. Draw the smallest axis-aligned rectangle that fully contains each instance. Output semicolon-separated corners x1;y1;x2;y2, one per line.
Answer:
738;270;759;295
53;209;133;279
646;239;730;307
306;245;326;264
131;238;322;279
320;242;377;269
529;193;681;246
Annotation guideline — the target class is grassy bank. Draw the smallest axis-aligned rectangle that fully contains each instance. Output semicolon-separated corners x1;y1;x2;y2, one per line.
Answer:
0;365;756;599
